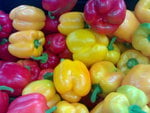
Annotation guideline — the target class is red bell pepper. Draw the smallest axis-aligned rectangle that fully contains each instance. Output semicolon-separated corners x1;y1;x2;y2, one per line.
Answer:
0;62;32;97
0;11;13;38
7;93;49;113
42;0;78;16
17;59;41;81
84;0;126;34
38;68;53;80
0;38;18;61
58;47;72;59
32;51;60;69
0;86;14;113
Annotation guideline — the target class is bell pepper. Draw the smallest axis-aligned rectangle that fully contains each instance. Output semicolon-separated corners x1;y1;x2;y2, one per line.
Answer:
0;86;14;113
90;85;150;113
32;51;60;69
17;59;41;81
84;0;126;34
22;79;61;108
38;68;53;80
42;0;78;16
113;10;140;42
7;93;49;113
52;101;89;113
66;29;108;67
0;62;32;97
8;30;45;58
0;38;18;61
0;11;13;38
58;12;85;35
122;64;150;103
58;47;72;59
53;59;91;103
9;5;46;31
132;23;150;57
117;49;150;74
105;37;121;64
90;61;124;103
135;0;150;23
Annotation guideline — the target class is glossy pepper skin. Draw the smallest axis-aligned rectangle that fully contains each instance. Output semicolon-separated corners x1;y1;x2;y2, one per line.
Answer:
91;85;150;113
132;23;150;57
0;62;32;97
42;0;78;16
84;0;126;34
53;101;89;113
9;5;46;31
58;12;85;35
0;11;13;38
66;29;108;67
22;79;61;108
8;30;45;58
0;38;18;61
7;93;49;113
53;59;91;103
90;61;124;103
117;49;150;74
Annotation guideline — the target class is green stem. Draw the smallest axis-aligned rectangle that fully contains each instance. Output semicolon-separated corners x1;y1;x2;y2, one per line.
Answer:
31;53;48;63
48;12;55;19
0;86;14;93
0;38;8;45
43;72;53;80
129;105;146;113
107;37;117;51
34;40;41;48
123;42;132;49
45;106;57;113
0;25;2;31
126;58;139;69
90;84;102;103
84;22;91;28
24;66;31;70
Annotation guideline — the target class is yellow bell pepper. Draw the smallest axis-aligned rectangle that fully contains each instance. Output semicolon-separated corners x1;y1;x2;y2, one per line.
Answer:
22;79;61;108
91;85;150;113
89;61;124;103
49;101;89;113
53;59;91;103
66;29;108;67
117;49;150;74
58;12;85;35
105;37;121;64
9;5;46;31
8;30;45;58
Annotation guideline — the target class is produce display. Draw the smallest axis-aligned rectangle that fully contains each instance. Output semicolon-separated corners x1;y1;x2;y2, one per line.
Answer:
0;0;150;113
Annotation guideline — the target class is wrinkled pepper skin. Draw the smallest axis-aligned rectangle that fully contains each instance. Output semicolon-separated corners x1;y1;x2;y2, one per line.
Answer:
84;0;126;34
58;12;85;35
90;61;124;103
54;101;89;113
53;59;91;103
91;85;150;113
66;29;108;67
132;23;150;57
9;5;46;31
117;49;150;74
7;93;49;113
0;11;13;38
42;0;78;16
8;30;45;58
122;64;150;104
22;79;60;108
0;62;32;97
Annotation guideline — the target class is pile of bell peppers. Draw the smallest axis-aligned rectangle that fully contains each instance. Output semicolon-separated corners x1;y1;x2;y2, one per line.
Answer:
1;0;150;113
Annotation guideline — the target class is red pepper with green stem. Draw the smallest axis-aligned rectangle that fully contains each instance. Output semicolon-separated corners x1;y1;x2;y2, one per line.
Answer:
38;68;53;80
84;0;126;34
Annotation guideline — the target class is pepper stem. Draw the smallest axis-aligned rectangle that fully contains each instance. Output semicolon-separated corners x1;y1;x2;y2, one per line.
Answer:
129;105;146;113
107;37;117;50
126;58;139;69
44;72;53;80
90;84;102;103
0;25;2;31
48;12;55;19
0;38;8;45
31;53;48;63
0;86;14;93
45;106;57;113
123;42;132;49
34;40;41;48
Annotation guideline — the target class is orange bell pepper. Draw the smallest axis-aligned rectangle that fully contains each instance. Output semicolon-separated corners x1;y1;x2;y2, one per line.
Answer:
53;59;91;103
